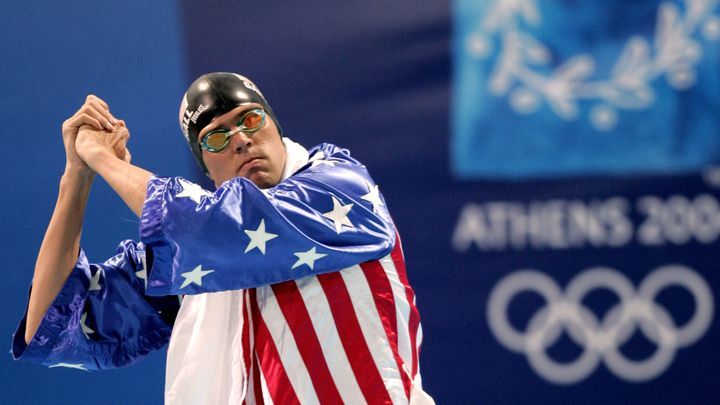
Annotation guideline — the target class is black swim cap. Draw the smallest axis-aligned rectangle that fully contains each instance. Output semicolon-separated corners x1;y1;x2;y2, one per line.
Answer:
179;72;282;173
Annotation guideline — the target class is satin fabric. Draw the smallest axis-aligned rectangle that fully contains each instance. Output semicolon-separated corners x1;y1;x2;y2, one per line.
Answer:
163;138;311;404
12;139;433;403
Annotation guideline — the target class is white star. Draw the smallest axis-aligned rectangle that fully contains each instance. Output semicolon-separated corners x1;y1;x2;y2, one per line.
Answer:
361;181;384;213
309;151;336;168
180;264;215;289
322;196;354;233
176;179;212;204
80;312;94;339
292;247;327;270
136;252;148;289
244;219;279;254
49;363;88;371
88;269;102;291
312;160;336;168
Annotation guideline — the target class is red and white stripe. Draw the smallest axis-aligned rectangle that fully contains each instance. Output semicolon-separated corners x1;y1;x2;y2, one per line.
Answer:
244;236;425;404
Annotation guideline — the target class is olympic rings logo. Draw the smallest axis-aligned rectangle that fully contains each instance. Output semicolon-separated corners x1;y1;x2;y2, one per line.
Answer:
487;266;714;384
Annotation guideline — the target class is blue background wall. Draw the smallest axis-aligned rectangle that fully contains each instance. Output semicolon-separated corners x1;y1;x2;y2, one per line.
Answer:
2;1;719;403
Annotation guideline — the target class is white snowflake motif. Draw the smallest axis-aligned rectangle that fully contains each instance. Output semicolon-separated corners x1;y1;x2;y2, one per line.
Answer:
466;0;720;131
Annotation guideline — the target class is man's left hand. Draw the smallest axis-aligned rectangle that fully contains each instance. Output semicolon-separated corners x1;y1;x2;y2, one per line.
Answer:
76;121;132;169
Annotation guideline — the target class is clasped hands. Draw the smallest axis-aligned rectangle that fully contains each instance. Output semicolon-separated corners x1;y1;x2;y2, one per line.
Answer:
62;95;131;176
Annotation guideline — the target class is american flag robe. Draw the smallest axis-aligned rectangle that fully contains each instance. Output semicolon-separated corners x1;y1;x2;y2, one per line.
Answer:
14;140;432;404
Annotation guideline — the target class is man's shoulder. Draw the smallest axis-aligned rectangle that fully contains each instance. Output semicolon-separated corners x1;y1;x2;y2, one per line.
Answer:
286;143;374;193
307;143;362;166
308;143;349;157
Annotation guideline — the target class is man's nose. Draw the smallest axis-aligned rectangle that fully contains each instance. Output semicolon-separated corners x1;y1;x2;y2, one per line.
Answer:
231;130;253;152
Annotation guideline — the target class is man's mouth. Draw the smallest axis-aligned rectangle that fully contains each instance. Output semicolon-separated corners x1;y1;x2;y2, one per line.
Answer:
239;157;262;173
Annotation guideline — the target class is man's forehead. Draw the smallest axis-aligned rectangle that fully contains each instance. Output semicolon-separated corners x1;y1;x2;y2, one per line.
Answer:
200;103;263;134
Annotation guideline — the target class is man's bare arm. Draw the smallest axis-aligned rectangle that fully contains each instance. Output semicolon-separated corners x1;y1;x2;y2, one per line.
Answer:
76;124;153;218
25;95;119;344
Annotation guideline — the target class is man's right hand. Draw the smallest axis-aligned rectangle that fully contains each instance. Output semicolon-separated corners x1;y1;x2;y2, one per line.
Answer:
61;95;117;176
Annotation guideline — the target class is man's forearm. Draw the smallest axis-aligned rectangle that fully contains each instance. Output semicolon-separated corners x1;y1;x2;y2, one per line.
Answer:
25;168;94;343
89;150;153;217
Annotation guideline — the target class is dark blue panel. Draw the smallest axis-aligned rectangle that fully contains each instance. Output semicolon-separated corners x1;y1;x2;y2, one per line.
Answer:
2;0;718;404
178;2;719;404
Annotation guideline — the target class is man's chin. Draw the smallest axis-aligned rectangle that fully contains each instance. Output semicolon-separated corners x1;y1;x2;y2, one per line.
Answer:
244;171;278;189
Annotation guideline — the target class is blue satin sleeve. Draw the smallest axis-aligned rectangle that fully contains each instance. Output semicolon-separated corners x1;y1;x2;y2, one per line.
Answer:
12;241;180;370
140;143;396;296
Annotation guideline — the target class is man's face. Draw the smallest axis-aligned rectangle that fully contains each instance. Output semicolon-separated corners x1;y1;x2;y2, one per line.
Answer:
198;104;286;189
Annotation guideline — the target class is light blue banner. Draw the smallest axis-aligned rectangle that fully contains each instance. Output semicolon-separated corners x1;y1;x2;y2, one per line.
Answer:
453;0;720;179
